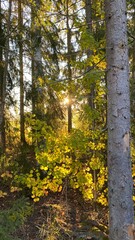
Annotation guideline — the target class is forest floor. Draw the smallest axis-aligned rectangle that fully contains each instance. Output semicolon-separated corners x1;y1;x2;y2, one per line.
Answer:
0;187;108;240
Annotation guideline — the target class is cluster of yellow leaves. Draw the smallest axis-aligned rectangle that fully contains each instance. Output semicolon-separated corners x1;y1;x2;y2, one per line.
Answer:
12;125;107;205
0;190;7;198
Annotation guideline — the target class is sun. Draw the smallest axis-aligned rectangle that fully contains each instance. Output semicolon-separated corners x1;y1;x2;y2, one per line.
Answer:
63;97;69;105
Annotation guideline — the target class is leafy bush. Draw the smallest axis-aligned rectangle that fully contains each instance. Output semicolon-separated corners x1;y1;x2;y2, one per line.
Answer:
14;127;107;205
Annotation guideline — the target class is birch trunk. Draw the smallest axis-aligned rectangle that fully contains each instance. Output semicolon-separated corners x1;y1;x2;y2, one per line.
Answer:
31;0;42;119
105;0;134;239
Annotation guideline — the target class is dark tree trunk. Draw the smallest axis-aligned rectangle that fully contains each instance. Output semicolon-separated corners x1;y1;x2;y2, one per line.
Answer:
0;0;4;155
18;0;25;145
0;0;12;155
66;0;72;133
85;0;97;207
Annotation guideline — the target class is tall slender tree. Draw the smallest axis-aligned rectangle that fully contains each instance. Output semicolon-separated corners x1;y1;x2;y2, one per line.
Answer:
66;0;72;133
105;0;134;239
130;6;135;120
0;0;5;155
31;0;42;120
132;10;135;85
18;0;25;145
0;0;12;155
85;0;98;205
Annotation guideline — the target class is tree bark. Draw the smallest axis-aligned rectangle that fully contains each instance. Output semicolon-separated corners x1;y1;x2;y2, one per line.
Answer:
85;0;97;207
131;9;135;118
85;0;95;110
66;0;72;133
18;0;25;145
0;0;12;155
0;0;4;154
31;0;42;119
105;0;134;239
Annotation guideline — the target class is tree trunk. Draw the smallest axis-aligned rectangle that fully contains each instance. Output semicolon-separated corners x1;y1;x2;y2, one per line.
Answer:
66;0;72;133
31;0;42;119
31;0;43;154
18;0;25;145
85;0;97;207
0;0;12;155
85;0;95;110
0;0;4;155
105;1;134;239
131;9;135;118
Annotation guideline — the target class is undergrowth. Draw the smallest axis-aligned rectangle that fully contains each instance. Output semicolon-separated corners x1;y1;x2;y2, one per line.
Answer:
0;197;33;240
